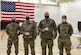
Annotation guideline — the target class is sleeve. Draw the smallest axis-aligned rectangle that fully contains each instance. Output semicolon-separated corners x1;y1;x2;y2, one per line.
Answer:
33;23;37;39
18;24;20;30
38;21;42;33
69;24;73;36
58;24;60;34
53;20;57;38
5;25;9;35
17;24;21;35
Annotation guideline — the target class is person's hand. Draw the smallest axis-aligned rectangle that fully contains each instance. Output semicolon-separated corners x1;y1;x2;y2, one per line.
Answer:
18;32;20;35
33;38;36;40
23;32;27;35
23;32;30;35
41;29;45;32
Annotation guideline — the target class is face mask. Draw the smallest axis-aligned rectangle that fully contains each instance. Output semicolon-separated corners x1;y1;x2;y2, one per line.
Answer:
62;19;66;23
26;17;29;20
12;20;15;23
45;16;49;18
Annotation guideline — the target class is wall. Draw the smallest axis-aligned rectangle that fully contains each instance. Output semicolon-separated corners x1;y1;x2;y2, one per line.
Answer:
34;5;60;25
60;1;81;30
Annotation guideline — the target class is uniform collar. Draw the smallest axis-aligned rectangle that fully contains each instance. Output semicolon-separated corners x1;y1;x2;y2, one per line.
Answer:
26;20;30;24
45;18;50;21
11;22;16;26
62;22;67;24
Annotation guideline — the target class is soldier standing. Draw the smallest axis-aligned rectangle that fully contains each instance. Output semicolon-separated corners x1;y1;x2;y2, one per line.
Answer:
20;14;37;55
38;12;57;55
6;17;20;55
57;15;73;55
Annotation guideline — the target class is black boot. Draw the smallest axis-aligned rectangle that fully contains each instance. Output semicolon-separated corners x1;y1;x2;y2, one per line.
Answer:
15;53;18;55
67;54;71;55
59;52;63;55
7;53;10;55
7;54;10;55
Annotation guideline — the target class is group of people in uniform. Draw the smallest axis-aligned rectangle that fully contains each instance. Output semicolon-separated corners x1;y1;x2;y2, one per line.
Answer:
5;12;73;55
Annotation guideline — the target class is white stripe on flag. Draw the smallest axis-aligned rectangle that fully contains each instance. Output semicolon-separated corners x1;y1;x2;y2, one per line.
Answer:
1;18;34;21
1;12;34;16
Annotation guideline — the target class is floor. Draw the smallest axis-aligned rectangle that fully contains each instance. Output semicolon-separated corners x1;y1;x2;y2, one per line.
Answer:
0;30;81;55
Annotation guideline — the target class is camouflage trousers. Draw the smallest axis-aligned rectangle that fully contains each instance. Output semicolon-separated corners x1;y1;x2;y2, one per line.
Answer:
58;38;71;55
7;38;18;55
23;38;35;55
41;39;53;55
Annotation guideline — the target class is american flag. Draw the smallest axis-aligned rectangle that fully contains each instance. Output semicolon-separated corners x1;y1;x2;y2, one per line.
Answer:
1;1;35;22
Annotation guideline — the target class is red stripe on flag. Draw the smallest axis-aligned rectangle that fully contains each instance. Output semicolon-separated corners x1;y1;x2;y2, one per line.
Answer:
1;13;34;16
1;19;34;22
16;5;35;7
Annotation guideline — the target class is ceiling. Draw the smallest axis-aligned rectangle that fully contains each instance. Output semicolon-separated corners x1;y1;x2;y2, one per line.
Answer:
50;0;76;2
1;0;81;6
39;0;80;5
49;0;80;5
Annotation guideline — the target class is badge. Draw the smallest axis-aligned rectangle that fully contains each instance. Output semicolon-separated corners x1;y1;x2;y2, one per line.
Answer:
28;36;32;38
26;32;30;35
45;27;48;31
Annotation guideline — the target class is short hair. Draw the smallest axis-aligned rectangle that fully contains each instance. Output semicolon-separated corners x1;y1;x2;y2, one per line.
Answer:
26;14;30;17
62;15;67;19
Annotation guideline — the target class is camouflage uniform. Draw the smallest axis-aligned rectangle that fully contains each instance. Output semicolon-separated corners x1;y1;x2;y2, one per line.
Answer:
6;23;20;55
38;18;57;55
20;21;37;55
58;22;73;55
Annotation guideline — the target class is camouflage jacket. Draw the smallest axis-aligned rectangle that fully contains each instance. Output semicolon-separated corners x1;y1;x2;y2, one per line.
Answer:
58;22;73;40
38;18;57;39
20;21;37;39
6;23;20;39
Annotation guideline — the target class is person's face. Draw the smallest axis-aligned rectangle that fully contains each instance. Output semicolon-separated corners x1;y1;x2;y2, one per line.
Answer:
62;16;67;23
62;16;66;19
26;16;29;20
44;12;49;19
11;19;16;25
